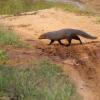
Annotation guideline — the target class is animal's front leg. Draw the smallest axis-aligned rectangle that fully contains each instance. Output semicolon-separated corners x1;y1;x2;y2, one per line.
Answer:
66;39;72;46
58;40;64;45
48;40;54;45
79;38;82;44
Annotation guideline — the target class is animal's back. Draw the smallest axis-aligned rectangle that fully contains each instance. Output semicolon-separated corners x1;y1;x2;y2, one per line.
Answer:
63;28;97;39
44;29;87;40
45;30;67;40
42;28;97;40
62;28;83;34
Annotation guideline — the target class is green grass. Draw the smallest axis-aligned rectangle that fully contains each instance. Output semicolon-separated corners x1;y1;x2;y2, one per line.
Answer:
30;1;82;13
0;60;81;100
0;27;20;45
0;27;25;47
0;0;25;15
0;0;87;15
0;50;8;64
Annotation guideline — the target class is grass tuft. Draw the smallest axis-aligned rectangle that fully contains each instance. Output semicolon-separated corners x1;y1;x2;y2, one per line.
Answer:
0;50;8;64
0;27;20;45
0;27;26;47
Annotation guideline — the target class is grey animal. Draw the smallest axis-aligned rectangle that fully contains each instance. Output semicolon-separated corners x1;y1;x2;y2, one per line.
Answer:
39;28;97;46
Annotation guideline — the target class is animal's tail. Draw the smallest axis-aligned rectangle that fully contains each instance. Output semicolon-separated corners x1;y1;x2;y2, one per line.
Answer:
77;30;97;39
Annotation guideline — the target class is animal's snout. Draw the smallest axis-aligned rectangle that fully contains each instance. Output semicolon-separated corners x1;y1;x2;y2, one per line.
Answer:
38;34;44;39
38;36;42;39
38;37;40;39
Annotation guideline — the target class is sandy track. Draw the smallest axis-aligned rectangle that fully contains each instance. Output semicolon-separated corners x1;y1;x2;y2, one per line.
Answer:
0;8;100;100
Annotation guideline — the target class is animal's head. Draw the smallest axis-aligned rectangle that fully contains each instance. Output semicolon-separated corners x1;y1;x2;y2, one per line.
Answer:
38;33;48;39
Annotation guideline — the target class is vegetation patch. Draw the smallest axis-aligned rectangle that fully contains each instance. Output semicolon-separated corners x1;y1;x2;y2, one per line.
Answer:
0;27;26;47
0;50;8;64
0;0;89;15
0;60;81;100
0;27;20;45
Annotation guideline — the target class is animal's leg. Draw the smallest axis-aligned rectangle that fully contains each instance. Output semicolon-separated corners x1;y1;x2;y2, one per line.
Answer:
58;40;64;45
66;39;72;46
72;35;82;44
48;40;54;45
79;38;82;44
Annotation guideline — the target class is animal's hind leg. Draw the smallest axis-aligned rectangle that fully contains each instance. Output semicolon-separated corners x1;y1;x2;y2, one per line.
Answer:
48;40;54;45
73;35;82;44
79;38;82;44
66;39;72;46
77;36;82;44
58;40;64;45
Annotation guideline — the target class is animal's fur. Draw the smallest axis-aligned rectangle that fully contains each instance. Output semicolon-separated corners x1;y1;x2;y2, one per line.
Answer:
39;28;97;46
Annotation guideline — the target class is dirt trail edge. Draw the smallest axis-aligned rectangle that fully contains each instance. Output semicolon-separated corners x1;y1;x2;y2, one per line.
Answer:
0;8;100;100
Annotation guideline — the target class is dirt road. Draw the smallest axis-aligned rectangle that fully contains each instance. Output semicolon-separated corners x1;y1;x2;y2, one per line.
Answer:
0;8;100;100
